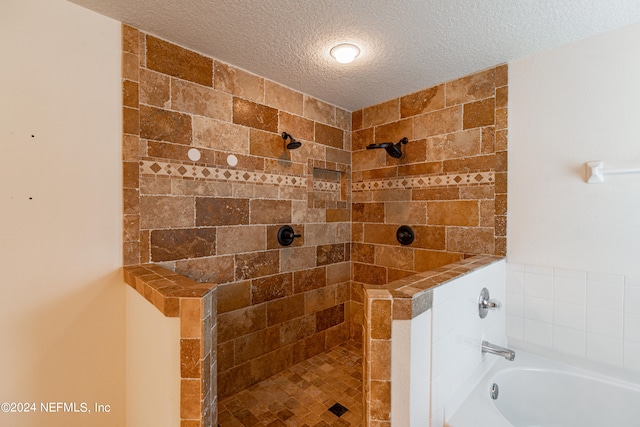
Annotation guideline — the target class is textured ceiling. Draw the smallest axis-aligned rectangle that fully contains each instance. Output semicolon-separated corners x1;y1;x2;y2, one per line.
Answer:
70;0;640;111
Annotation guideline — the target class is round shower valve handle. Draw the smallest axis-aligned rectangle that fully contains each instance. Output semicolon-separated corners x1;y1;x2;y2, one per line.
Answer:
396;225;415;245
478;287;502;319
277;225;301;246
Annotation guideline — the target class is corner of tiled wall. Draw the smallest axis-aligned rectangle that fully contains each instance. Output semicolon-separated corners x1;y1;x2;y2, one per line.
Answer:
121;22;356;420
349;65;508;333
506;262;640;373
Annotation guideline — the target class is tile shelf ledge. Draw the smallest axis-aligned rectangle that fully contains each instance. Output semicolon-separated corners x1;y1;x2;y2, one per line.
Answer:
123;264;217;316
364;254;505;320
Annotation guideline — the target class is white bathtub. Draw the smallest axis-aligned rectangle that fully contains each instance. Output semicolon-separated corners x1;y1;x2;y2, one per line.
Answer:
445;349;640;427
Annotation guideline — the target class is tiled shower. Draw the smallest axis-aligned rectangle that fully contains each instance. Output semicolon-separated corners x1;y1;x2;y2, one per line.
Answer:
121;24;507;426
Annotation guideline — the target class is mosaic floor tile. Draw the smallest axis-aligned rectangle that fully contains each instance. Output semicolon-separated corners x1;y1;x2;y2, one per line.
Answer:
219;340;363;427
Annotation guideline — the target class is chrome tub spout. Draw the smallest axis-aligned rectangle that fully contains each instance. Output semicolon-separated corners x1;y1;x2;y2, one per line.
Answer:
482;340;515;361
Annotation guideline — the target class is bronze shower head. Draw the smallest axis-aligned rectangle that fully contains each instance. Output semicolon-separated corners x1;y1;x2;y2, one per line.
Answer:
281;132;302;150
366;137;409;158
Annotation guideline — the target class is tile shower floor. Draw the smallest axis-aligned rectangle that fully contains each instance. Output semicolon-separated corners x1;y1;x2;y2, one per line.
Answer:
218;340;363;427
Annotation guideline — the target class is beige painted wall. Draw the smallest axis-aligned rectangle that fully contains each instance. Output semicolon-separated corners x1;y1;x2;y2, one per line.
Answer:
0;0;125;425
125;286;180;427
509;21;640;277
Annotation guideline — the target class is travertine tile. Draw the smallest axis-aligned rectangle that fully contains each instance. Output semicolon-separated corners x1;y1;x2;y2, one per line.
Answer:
496;107;508;130
293;267;327;294
411;225;446;250
374;245;414;270
384;201;426;224
352;127;374;151
235;251;280;281
336;107;352;131
250;199;292;224
122;52;139;81
446;226;495;254
249;129;284;159
196;197;249;226
181;338;201;378
352;109;363;131
216;225;267;255
218;304;267;343
279;111;314;141
251;273;294;304
123;80;138;108
316;304;344;331
445;67;495;106
369;340;391;380
233;98;278;132
181;379;202;419
140;68;170;108
352;243;375;264
122;25;139;55
123;107;139;135
316;244;346;266
427;128;481;161
374;118;413;144
400;84;445;118
150;228;217;262
280;244;316;272
214;61;264;102
495;63;508;87
171;78;232;121
266;294;304;326
139;195;194;229
192;115;249;153
413;105;463;138
146;35;213;87
442;153;495;173
362;99;399;129
353;262;387;285
316;123;344;149
175;256;235;284
217;281;251;313
427;200;479;226
463;98;495;129
265;80;303;115
303;96;336;125
140;105;192;145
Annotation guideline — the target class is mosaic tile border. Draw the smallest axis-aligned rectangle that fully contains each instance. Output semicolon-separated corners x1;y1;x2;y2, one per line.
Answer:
352;171;494;191
313;181;341;192
140;160;308;188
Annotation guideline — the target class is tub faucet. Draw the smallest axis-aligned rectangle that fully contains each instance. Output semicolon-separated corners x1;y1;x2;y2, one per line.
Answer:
481;340;515;361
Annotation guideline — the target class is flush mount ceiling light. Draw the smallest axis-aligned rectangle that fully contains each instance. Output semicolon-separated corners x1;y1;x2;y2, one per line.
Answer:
330;43;360;64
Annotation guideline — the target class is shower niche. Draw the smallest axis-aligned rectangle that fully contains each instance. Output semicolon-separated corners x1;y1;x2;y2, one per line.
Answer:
309;160;349;210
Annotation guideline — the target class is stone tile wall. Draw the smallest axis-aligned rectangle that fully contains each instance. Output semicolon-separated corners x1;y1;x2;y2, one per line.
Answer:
121;25;352;401
350;66;508;334
122;22;510;426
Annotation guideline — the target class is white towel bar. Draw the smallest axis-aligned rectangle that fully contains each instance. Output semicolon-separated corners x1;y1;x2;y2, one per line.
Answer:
585;161;640;183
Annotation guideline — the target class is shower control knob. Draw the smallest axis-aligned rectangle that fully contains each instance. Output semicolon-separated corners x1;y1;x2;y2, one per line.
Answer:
277;225;301;246
396;225;415;245
478;287;502;319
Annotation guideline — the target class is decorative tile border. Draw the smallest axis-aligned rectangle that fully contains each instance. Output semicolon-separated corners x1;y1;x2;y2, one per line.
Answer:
141;160;308;188
352;171;494;191
313;180;341;192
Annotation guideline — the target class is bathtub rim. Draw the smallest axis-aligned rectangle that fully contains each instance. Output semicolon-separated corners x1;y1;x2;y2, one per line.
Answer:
445;344;640;426
507;338;640;386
